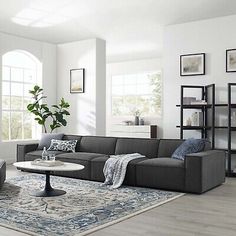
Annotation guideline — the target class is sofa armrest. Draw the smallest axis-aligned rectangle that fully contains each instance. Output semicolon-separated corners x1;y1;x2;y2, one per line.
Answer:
0;160;6;188
185;150;225;193
17;143;39;162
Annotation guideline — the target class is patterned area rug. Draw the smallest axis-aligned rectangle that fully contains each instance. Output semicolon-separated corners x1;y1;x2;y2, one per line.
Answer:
0;174;184;236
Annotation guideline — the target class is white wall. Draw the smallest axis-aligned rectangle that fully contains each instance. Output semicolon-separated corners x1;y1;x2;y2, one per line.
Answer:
57;38;106;135
0;32;57;163
163;15;236;149
106;58;163;137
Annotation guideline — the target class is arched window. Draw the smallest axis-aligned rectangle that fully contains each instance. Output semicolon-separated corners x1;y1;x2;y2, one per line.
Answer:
2;50;42;141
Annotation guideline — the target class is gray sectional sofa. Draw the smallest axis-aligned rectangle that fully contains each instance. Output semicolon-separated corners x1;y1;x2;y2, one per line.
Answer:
0;160;6;189
16;135;226;193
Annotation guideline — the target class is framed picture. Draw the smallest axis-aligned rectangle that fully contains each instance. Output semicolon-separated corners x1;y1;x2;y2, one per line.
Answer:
226;49;236;72
70;68;85;93
180;53;205;76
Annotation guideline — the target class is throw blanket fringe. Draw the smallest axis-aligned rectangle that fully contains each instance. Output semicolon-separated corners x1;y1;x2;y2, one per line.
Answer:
103;153;145;189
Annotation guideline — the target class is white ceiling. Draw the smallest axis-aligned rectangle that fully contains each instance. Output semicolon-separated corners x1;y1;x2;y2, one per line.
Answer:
0;0;236;62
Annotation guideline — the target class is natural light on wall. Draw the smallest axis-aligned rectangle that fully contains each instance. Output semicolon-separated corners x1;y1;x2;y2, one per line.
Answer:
2;51;42;141
111;72;162;117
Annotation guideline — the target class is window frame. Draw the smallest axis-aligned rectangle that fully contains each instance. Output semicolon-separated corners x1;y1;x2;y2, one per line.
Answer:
110;71;162;118
1;51;42;142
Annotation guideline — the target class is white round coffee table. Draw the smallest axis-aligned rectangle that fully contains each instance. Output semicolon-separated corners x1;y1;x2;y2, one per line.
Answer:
13;161;84;197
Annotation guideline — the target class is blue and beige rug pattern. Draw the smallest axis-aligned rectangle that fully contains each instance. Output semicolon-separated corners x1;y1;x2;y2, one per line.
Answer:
0;174;184;236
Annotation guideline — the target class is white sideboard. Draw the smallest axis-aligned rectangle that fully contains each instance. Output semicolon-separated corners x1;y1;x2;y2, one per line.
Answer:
110;125;157;138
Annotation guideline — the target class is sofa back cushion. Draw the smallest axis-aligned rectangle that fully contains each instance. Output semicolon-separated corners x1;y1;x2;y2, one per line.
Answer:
158;139;184;158
115;138;159;158
62;135;82;152
79;136;117;155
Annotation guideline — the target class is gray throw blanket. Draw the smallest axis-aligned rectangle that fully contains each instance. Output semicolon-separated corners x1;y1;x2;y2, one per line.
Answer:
103;153;145;189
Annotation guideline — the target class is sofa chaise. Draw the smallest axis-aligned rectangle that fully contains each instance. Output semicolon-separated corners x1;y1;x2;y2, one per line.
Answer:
16;135;226;194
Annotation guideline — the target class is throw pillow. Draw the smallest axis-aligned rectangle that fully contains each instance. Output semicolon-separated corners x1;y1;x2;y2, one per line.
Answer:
47;139;78;153
171;138;208;161
38;133;64;150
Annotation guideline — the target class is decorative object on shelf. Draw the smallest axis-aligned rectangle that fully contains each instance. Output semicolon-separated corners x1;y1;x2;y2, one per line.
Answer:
27;85;70;133
180;53;205;76
70;68;85;93
139;118;145;125
190;100;207;105
191;112;203;126
122;120;133;126
183;97;196;105
232;112;236;127
226;49;236;72
186;117;192;126
133;110;141;125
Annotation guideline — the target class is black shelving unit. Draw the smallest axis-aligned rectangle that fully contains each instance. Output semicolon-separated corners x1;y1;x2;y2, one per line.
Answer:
177;83;236;177
227;83;236;177
177;84;215;149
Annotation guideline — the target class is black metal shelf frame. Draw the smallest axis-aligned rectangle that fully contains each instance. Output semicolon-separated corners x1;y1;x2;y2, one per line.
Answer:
178;84;215;149
177;83;236;177
227;83;236;176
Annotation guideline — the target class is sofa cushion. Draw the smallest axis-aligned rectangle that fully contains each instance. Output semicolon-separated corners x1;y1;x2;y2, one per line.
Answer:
79;136;117;154
38;133;64;150
25;150;65;161
62;135;82;152
91;155;148;186
115;138;159;159
48;139;78;152
158;139;184;158
172;138;208;161
136;158;185;191
56;152;106;180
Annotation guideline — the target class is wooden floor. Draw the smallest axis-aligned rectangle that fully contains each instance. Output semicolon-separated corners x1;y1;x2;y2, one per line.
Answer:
1;165;236;236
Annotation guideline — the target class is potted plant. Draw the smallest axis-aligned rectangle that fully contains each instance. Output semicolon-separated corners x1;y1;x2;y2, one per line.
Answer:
27;85;70;133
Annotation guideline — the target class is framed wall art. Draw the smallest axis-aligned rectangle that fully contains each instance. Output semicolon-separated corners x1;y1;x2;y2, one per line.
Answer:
180;53;205;76
70;68;85;93
226;49;236;72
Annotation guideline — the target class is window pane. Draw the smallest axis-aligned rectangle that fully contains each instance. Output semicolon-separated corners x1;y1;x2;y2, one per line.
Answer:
112;76;123;85
112;85;123;96
11;82;23;96
2;67;10;80
2;96;10;110
23;97;31;110
112;97;123;116
137;74;148;84
111;72;161;117
124;74;136;85
24;84;33;97
2;112;10;141
10;112;23;140
11;96;23;110
137;84;150;95
2;82;10;96
11;68;23;82
23;112;32;139
123;96;137;115
137;96;151;115
124;85;136;95
24;69;36;83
